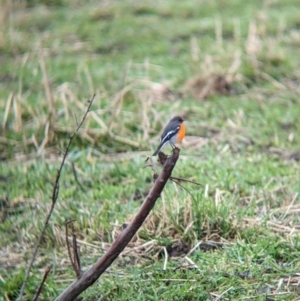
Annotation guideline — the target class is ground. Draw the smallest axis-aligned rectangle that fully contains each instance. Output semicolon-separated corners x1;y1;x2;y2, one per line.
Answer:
0;0;300;300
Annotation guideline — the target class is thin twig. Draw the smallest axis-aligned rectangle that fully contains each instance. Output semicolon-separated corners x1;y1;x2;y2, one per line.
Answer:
66;221;82;278
170;176;202;186
17;94;95;301
32;267;51;301
71;223;82;279
146;152;201;187
170;178;198;202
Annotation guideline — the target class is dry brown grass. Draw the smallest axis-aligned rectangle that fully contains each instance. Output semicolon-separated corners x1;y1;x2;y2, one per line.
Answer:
1;1;300;299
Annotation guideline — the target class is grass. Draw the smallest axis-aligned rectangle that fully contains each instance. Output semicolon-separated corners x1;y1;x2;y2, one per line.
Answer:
1;0;300;300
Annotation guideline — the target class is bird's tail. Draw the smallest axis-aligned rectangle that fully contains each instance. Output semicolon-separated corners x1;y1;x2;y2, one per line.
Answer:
152;142;164;156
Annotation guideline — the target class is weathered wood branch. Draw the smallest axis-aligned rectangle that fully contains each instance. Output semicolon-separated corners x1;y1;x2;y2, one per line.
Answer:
55;148;180;301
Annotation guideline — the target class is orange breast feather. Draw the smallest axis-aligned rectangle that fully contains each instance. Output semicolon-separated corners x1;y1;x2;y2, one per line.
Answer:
177;123;186;143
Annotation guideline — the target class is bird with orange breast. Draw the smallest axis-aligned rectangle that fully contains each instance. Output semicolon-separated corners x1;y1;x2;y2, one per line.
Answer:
152;116;185;156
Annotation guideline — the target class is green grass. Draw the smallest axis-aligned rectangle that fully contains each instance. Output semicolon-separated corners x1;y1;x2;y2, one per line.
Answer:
1;0;300;300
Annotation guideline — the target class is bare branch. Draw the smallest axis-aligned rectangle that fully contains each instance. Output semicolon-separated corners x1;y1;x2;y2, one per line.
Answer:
55;148;180;301
17;95;95;301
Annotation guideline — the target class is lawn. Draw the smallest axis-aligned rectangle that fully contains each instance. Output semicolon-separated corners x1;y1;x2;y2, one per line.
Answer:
0;0;300;300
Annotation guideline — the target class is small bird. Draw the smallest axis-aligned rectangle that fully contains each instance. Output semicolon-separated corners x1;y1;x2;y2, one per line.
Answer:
152;116;186;156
